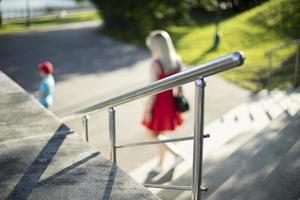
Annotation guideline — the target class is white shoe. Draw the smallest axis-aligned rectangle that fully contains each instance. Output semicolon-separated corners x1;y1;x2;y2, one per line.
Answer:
152;166;163;174
173;155;184;166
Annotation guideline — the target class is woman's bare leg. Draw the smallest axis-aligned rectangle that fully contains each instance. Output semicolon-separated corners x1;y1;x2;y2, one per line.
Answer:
147;131;184;170
158;143;167;167
147;131;166;168
158;134;184;159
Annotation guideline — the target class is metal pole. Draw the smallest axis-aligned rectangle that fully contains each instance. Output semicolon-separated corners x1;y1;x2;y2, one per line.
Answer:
214;0;221;48
0;0;3;27
26;0;31;27
108;107;117;163
268;54;273;87
81;115;89;142
192;77;207;200
294;46;299;87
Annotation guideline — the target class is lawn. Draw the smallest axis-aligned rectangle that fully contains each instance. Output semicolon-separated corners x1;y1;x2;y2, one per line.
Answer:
168;0;299;91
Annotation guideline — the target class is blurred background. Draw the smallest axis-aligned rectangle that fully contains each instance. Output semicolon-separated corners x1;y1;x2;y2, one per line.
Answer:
0;1;299;199
0;0;93;20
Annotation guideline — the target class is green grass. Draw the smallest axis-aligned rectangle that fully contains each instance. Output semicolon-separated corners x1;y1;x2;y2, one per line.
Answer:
167;0;299;91
0;10;100;35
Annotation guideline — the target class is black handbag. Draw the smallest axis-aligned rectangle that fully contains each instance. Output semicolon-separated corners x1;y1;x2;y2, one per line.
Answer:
174;93;189;112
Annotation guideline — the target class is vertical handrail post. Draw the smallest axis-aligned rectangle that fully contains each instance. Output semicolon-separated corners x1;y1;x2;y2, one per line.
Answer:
192;77;207;200
294;45;299;87
26;0;31;27
81;115;89;142
0;0;3;27
109;107;117;163
268;53;273;88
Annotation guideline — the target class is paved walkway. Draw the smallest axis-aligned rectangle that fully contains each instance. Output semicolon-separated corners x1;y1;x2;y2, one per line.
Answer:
0;21;250;172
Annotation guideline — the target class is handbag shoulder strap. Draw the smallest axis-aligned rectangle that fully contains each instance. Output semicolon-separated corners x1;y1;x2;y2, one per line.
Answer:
175;57;183;73
155;59;165;74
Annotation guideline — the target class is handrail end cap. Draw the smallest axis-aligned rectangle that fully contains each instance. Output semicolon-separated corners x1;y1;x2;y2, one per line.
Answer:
233;51;246;66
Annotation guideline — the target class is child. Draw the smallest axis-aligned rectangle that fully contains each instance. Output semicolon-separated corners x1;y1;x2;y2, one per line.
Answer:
35;61;55;108
142;30;185;173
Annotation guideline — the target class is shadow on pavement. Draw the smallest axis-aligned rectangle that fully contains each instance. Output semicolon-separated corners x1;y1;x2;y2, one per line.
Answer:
7;125;73;199
144;167;175;185
0;25;149;92
35;152;100;189
102;164;118;200
156;113;300;200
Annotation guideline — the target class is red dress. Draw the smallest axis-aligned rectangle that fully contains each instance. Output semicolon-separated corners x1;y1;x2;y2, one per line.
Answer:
142;60;184;132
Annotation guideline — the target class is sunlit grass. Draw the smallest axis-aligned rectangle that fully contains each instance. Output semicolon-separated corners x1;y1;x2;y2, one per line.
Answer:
168;0;298;91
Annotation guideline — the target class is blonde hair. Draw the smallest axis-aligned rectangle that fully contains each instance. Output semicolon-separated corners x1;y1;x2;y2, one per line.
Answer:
146;30;178;70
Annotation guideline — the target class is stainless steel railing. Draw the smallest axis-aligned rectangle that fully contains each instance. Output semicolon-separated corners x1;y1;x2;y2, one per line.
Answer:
62;51;245;200
265;39;300;56
64;51;245;120
265;39;300;88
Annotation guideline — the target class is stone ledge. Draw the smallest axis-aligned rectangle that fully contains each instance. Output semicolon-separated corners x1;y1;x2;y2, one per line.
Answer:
0;71;159;200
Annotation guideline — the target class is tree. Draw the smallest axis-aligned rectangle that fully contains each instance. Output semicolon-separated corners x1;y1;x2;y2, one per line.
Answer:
198;0;270;12
90;0;196;38
90;0;271;40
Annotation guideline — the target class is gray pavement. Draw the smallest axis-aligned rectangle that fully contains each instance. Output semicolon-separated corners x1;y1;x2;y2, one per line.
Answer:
158;112;300;199
152;88;300;200
206;112;300;200
0;21;148;92
0;21;251;172
0;71;159;200
188;112;300;200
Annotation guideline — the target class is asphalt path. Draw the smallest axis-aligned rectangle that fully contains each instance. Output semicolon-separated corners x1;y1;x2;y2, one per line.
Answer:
0;21;250;172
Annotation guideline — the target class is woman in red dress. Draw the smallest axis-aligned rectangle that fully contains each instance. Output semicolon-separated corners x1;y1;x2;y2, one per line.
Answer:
142;30;185;172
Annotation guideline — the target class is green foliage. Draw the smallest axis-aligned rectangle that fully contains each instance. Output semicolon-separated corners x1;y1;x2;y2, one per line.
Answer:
90;0;196;38
168;0;300;91
198;0;270;12
91;0;273;41
249;0;300;38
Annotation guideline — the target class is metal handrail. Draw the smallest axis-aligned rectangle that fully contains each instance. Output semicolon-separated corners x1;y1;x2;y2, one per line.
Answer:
63;51;245;200
265;39;300;56
116;136;194;149
143;183;192;191
265;39;300;88
63;51;245;121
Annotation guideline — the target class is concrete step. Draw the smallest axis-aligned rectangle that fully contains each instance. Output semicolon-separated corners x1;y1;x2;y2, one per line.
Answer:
205;112;300;200
159;112;300;200
128;88;300;199
0;71;159;200
244;120;300;200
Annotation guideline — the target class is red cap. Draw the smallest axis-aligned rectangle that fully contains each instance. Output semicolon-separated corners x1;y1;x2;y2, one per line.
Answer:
38;61;54;74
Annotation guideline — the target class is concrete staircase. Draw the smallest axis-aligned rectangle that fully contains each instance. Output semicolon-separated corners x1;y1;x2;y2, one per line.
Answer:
2;66;298;199
130;88;300;200
0;71;159;200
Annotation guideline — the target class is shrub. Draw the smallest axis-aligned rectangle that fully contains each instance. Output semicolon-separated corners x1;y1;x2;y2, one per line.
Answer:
90;0;195;39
